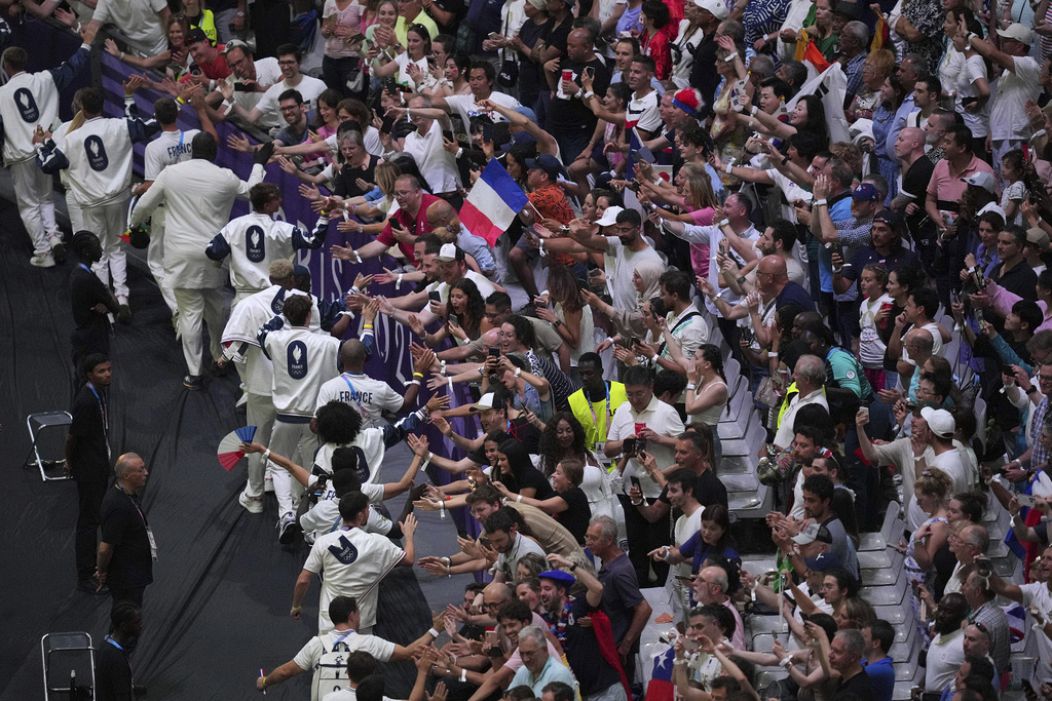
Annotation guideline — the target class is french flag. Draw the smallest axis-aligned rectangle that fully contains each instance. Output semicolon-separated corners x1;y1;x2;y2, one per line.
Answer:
460;159;529;246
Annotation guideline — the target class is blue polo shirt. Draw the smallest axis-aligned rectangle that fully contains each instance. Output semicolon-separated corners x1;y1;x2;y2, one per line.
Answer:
861;655;894;701
819;193;855;293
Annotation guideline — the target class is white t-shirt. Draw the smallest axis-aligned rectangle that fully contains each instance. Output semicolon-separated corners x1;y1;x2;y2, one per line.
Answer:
393;52;429;89
607;396;685;498
93;0;168;56
303;526;406;632
672;506;704;579
227;57;283;128
627;89;662;134
603;237;664;311
990;56;1041;141
493;532;547;579
403;120;460;194
955;53;989;138
1021;582;1052;686
256;75;328;124
765;167;812;225
774;389;829;450
315;373;404;428
143;128;199;180
444;92;521;127
264;327;342;417
858;294;892;369
300;491;394;541
923;629;964;692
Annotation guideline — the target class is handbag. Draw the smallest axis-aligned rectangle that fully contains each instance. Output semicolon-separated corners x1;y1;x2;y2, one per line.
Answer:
755;376;780;408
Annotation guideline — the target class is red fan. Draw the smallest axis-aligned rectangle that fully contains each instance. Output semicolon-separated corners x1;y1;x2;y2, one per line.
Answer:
216;425;257;471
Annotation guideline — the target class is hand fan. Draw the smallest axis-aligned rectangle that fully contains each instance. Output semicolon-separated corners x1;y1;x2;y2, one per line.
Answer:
217;425;257;471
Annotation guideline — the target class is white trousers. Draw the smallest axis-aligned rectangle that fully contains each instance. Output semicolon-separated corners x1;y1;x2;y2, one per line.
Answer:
269;419;316;517
146;208;178;314
242;391;277;500
173;287;228;376
10;158;59;254
81;197;130;302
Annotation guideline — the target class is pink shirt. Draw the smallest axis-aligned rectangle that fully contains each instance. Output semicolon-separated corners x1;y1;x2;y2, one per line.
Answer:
926;154;993;207
687;207;716;279
986;280;1052;333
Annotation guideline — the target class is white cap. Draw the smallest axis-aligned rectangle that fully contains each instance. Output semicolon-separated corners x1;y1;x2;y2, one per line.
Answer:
963;171;996;194
471;392;497;411
997;22;1034;45
977;202;1006;219
849;118;874;145
595;206;624;227
920;406;955;439
437;243;460;262
693;0;728;20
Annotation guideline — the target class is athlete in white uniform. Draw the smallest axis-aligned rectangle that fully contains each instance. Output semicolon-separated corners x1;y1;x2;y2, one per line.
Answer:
293;493;415;634
205;182;329;305
38;84;161;316
0;36;91;267
130;132;271;388
137;97;205;316
259;294;343;540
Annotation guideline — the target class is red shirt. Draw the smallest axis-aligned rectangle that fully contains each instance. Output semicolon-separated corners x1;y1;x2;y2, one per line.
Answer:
377;193;441;266
195;46;231;80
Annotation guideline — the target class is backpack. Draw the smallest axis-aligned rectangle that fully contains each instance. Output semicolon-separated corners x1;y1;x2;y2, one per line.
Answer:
312;632;354;701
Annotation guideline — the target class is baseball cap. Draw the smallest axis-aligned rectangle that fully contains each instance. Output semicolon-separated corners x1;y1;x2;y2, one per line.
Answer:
525;154;565;180
595;206;624;227
437;243;463;262
538;569;576;587
977;202;1006;219
792;521;834;545
851;183;880;202
872;208;901;229
224;38;254;54
963;171;996;194
692;0;728;20
849;118;874;145
997;22;1034;45
1028;227;1051;251
470;392;497;412
186;27;210;45
920;407;955;439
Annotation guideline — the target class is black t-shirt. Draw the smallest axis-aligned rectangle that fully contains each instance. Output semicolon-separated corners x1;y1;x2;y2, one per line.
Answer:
657;468;728;510
69;383;111;480
516;19;548;106
548;56;610;133
901;156;936;253
556;487;591;544
100;486;154;588
688;34;719;108
334;154;379;199
94;638;133;701
430;0;465;34
516;465;555;500
541;14;573;58
836;670;876;701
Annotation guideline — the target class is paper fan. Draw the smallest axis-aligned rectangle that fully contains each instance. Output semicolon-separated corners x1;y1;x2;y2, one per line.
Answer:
217;425;257;471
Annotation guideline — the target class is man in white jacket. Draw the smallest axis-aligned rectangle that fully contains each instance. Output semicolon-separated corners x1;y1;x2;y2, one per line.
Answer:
38;82;161;319
130;133;272;389
0;29;92;267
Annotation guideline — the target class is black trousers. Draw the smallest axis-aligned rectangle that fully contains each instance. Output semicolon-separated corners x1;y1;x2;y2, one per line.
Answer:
619;494;670;586
74;476;107;582
110;584;146;611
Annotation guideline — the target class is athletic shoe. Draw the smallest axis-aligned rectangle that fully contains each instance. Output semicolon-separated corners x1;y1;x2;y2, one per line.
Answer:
183;374;203;390
49;238;66;264
278;511;299;544
117;304;132;324
238;491;264;514
29;252;55;268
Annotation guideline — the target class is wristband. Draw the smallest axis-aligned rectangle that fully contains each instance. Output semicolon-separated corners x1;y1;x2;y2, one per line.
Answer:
539;238;547;257
718;218;730;228
781;155;790;166
407;379;421;386
583;90;595;100
262;448;271;463
722;53;736;63
724;161;734;174
363;323;374;330
768;351;778;358
1028;386;1038;394
751;105;759;116
460;669;468;683
686;383;697;391
413;371;424;378
422;451;433;469
517;494;523;502
514;367;522;378
396;273;404;290
429;627;441;638
813;199;827;207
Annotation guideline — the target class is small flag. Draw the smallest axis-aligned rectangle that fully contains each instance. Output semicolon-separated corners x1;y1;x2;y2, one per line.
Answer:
460;159;529;246
644;646;677;701
216;425;257;471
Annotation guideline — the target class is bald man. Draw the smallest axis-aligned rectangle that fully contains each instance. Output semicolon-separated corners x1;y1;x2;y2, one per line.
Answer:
426;199;498;280
313;336;433;428
892;125;936;262
97;453;155;608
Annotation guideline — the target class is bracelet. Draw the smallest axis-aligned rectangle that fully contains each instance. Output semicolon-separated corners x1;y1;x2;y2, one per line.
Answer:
443;556;452;566
583;90;594;100
768;351;778;358
363;324;374;331
514;367;522;378
447;564;452;578
722;53;736;63
459;668;468;683
723;161;734;174
686;383;697;391
120;51;126;61
516;494;523;503
262;448;271;463
396;273;404;289
407;379;421;386
428;627;440;638
260;676;267;689
718;218;730;228
751;105;759;116
813;199;827;207
413;371;424;378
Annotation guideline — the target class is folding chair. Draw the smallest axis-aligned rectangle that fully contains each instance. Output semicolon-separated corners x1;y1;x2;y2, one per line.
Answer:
41;632;95;700
25;411;73;482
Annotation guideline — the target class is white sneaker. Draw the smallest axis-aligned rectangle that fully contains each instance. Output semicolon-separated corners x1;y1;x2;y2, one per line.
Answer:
30;252;55;268
277;511;299;544
238;491;264;514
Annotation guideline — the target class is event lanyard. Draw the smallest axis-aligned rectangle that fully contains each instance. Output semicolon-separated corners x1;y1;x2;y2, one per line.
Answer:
78;263;91;273
586;382;611;436
87;382;110;460
341;373;359;399
105;636;124;652
117;484;148;527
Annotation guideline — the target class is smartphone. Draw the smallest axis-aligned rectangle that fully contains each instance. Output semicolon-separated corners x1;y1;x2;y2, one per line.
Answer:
488;346;501;358
638;437;648;453
233;82;253;92
428;290;442;303
623;438;637;455
629;475;642;491
450;313;460;327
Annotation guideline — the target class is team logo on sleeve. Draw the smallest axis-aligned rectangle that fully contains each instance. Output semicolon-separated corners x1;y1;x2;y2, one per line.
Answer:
84;136;109;171
246;225;266;262
271;289;286;314
327;535;360;564
287;340;308;379
14;88;40;122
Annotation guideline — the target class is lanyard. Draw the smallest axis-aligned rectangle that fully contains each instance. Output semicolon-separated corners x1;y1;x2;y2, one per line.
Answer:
340;373;359;399
117;484;148;528
87;382;111;461
105;636;124;652
586;382;611;438
78;263;91;273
